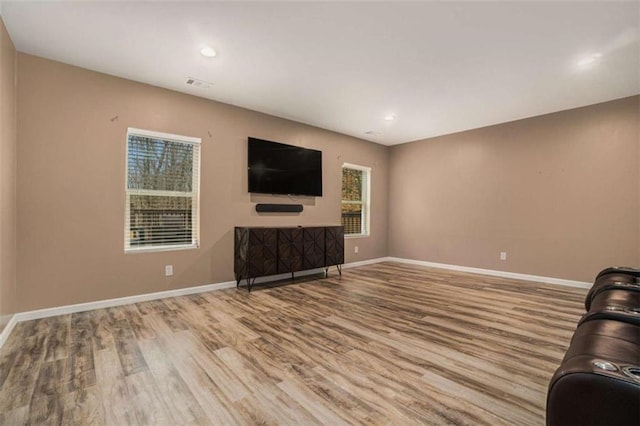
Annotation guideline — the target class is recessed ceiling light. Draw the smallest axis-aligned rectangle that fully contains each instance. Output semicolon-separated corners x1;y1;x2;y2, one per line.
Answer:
577;53;602;68
384;114;396;121
200;46;217;58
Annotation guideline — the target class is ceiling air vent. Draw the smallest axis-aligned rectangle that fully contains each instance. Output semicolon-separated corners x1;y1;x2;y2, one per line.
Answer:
185;77;213;89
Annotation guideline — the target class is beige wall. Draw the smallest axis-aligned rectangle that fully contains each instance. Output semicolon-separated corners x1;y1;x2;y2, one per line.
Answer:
17;53;388;311
12;51;640;311
0;17;17;328
389;96;640;282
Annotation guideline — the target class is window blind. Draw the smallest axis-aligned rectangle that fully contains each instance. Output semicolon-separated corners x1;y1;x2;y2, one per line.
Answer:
125;128;201;252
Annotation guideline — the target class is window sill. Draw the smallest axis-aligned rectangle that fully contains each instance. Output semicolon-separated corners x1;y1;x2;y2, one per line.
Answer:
345;233;370;239
125;244;199;254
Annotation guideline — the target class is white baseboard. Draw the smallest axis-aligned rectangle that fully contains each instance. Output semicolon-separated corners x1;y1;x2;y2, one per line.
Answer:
13;256;590;323
16;280;238;322
0;256;592;351
7;263;361;326
385;257;592;289
0;314;18;349
342;257;389;269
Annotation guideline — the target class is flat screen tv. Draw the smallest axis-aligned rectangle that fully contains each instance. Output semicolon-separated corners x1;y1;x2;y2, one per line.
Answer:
248;137;323;196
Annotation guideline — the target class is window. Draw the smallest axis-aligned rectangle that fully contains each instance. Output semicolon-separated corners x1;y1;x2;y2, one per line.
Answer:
125;128;201;252
341;163;371;236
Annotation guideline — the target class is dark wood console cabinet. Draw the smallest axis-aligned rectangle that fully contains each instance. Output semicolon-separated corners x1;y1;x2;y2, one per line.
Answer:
234;226;344;292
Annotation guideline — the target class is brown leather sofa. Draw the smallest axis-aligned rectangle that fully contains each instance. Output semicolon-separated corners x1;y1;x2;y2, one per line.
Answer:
546;267;640;426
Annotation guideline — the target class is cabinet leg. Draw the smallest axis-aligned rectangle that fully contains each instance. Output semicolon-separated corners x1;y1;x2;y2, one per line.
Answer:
246;277;256;293
324;265;341;278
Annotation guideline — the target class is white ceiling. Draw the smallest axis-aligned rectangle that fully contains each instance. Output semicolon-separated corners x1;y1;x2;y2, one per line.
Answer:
1;1;639;145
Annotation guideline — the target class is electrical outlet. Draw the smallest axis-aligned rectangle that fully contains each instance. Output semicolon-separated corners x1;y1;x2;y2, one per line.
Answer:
354;246;359;254
500;252;507;261
165;265;173;276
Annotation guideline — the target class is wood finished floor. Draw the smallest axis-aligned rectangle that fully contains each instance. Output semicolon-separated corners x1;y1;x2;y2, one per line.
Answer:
0;262;587;425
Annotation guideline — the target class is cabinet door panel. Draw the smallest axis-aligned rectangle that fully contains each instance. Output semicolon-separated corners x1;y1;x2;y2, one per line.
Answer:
303;227;325;269
278;228;303;273
325;226;344;266
248;228;278;277
234;227;249;278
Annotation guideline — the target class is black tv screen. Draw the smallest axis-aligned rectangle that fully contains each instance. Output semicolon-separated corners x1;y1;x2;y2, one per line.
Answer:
248;137;323;196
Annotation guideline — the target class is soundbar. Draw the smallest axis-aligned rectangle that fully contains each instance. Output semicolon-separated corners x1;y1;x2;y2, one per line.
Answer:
255;203;303;213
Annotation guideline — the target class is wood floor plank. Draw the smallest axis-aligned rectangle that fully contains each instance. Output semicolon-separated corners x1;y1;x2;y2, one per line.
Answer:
89;309;115;351
61;387;104;426
0;262;587;425
393;381;508;426
420;369;541;425
32;358;68;399
0;333;47;411
68;312;97;393
136;331;211;425
44;314;71;362
0;348;18;391
97;378;139;425
122;304;157;341
0;406;28;425
93;343;125;384
125;371;177;426
144;318;244;425
277;378;351;425
27;393;65;425
111;320;148;377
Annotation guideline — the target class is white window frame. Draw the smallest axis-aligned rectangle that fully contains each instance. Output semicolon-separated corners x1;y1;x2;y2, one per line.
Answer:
124;128;201;253
341;162;371;238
